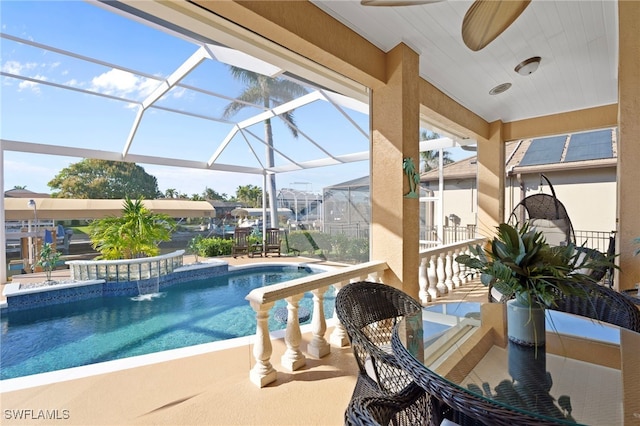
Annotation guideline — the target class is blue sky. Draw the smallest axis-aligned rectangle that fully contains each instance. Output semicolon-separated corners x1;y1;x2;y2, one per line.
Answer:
1;1;469;198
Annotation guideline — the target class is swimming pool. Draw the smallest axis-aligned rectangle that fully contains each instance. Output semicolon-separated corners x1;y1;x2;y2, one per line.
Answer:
0;265;333;380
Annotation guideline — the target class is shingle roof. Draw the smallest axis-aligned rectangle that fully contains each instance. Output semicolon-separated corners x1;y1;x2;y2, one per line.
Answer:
421;128;616;183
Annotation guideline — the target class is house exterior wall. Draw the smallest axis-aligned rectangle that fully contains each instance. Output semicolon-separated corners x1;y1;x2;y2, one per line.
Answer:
424;166;617;240
423;180;477;229
508;169;617;233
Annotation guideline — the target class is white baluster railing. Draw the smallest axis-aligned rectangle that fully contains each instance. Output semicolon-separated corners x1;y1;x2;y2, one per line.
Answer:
245;260;390;387
417;238;486;304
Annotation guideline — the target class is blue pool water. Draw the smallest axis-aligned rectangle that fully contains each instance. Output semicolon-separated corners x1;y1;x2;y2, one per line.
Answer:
1;265;332;380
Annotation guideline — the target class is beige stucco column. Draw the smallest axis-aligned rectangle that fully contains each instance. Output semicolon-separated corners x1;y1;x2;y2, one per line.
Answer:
370;43;420;298
617;0;640;292
476;120;505;237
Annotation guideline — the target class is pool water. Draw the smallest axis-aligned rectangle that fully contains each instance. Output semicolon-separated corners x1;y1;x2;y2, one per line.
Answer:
1;266;333;380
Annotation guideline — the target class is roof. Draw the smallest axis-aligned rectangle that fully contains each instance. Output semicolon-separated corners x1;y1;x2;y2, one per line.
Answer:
421;129;617;182
3;198;215;221
324;176;370;190
4;189;51;199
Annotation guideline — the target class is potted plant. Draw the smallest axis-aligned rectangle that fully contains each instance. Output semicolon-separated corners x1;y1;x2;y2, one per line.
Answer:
456;222;607;346
187;234;204;263
37;242;61;282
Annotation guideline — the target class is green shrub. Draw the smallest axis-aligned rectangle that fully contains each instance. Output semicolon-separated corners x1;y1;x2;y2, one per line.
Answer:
199;237;233;257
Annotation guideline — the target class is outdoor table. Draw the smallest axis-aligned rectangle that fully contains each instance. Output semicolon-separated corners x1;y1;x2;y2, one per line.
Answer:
391;302;640;426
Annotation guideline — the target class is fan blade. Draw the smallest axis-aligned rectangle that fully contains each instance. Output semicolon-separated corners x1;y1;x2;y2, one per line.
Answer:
361;0;443;6
462;0;531;51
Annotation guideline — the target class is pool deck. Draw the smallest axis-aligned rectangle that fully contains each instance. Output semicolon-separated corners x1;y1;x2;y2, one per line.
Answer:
1;255;487;425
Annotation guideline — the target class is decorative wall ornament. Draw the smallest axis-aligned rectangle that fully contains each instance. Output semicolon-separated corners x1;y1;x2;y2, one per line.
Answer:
403;157;420;198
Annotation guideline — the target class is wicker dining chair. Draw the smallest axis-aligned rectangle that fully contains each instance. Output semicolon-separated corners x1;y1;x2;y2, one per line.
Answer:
552;281;640;332
344;382;432;426
335;281;424;397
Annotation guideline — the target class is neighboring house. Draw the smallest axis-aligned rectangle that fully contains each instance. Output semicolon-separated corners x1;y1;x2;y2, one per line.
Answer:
4;188;51;199
420;128;617;236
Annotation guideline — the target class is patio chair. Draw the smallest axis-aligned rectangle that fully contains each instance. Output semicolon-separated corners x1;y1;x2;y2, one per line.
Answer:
508;174;575;247
264;228;282;257
231;228;251;258
552;281;640;332
344;382;432;426
335;281;423;398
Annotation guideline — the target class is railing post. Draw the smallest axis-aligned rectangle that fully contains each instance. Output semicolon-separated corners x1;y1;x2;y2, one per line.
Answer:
427;254;440;299
249;301;277;387
452;248;461;288
444;251;454;292
308;286;330;358
418;257;431;304
281;294;306;371
436;253;448;295
330;281;350;347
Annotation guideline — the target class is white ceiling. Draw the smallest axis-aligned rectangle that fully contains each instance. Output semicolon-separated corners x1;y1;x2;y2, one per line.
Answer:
312;0;618;124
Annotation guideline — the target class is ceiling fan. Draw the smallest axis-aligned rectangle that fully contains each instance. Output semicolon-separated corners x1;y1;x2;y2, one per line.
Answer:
361;0;531;52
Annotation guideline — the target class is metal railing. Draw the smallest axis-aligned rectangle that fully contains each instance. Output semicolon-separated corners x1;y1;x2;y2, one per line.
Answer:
574;230;615;253
66;250;185;282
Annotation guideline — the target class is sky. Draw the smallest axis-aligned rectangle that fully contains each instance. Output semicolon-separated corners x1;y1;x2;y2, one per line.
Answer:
1;1;471;199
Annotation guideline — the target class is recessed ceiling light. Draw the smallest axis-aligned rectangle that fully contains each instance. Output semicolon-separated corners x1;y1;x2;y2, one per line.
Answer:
489;82;512;95
515;56;541;76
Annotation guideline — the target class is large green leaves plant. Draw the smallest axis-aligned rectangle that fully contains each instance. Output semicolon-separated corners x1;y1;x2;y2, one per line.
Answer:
89;198;175;259
456;222;609;307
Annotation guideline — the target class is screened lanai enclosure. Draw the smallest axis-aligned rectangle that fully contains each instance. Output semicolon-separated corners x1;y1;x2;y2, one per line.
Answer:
1;1;476;274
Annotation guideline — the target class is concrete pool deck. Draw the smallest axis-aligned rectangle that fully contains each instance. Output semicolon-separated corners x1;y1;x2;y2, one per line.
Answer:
1;255;488;425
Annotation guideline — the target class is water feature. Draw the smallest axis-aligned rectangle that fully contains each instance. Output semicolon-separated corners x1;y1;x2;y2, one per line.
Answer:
134;277;161;301
1;265;333;380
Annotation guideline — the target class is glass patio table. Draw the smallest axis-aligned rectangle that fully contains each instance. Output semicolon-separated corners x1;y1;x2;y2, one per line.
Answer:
391;302;640;426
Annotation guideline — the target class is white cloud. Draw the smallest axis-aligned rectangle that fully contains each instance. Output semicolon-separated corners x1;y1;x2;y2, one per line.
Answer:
2;60;39;74
90;68;159;99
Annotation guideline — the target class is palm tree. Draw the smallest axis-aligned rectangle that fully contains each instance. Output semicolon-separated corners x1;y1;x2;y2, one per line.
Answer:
89;198;175;259
420;131;453;172
223;67;308;227
235;184;263;208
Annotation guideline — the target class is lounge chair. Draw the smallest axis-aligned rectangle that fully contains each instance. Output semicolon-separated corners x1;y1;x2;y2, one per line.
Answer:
231;228;251;258
264;228;282;257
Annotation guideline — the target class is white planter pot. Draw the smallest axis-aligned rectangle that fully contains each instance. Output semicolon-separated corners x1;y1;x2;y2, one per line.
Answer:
506;298;546;346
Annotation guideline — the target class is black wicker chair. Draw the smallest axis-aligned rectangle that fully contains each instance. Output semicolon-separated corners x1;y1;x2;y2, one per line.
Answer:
508;174;576;247
345;382;432;426
335;281;424;397
552;281;640;332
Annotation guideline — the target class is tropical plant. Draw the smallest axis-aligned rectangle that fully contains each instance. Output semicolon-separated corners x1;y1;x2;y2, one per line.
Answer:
234;184;263;208
188;234;204;263
456;222;609;307
37;242;61;281
89;197;176;260
223;67;308;227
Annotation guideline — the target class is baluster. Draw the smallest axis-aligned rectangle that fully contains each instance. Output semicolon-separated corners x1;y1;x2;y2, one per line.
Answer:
249;301;277;387
436;253;448;295
281;294;306;371
458;247;468;284
427;254;440;299
308;286;331;358
330;281;350;347
418;257;431;304
452;248;461;288
444;251;454;292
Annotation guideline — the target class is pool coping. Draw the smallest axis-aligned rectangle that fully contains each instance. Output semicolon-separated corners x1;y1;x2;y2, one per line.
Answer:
0;319;337;393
